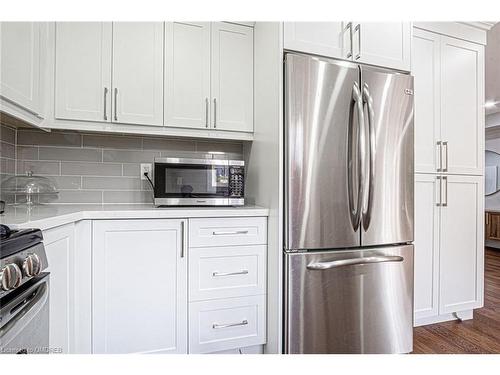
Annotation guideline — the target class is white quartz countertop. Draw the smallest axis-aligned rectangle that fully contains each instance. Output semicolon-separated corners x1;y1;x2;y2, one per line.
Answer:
0;204;269;231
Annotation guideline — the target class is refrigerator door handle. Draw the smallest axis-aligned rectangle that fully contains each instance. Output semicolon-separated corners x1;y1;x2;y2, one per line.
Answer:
361;82;375;231
307;255;404;270
348;81;365;231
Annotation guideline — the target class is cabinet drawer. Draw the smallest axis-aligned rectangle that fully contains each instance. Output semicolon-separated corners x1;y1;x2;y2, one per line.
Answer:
189;295;266;354
189;217;267;247
189;245;266;301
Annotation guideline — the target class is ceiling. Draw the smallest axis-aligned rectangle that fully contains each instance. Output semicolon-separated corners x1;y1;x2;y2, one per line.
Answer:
486;22;500;115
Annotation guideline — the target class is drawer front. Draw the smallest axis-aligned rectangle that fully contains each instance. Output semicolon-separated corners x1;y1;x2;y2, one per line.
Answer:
189;217;267;247
189;245;266;301
189;295;266;354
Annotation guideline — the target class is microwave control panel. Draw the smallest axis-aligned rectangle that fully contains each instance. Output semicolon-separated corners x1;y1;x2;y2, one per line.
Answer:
229;166;244;197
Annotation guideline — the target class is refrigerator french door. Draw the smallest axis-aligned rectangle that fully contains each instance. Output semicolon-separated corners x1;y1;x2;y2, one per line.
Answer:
284;53;414;354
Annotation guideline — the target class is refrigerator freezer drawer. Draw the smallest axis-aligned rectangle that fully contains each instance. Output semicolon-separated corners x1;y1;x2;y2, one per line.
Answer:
284;245;414;354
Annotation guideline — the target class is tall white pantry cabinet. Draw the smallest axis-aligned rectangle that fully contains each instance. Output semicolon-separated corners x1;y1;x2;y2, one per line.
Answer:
412;24;485;326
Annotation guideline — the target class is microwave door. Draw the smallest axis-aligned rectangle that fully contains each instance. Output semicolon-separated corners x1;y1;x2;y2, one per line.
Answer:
285;53;362;251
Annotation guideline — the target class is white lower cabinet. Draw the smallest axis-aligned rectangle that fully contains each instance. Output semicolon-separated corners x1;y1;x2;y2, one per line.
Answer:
414;174;484;325
92;219;187;354
44;215;267;354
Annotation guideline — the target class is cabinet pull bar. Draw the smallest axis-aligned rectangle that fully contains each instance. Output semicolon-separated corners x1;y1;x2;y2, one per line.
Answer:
212;320;248;329
103;87;108;120
212;230;249;236
443;141;448;172
436;176;442;206
213;98;217;128
436;141;442;172
180;221;185;258
355;24;361;60
344;22;353;58
442;176;448;207
212;270;249;277
114;88;118;121
205;98;209;128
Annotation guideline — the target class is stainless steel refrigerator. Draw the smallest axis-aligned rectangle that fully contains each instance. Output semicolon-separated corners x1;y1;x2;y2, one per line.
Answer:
284;52;414;354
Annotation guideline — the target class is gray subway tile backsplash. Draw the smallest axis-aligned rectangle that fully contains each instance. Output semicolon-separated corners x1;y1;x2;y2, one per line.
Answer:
39;147;103;162
61;162;122;176
17;160;60;175
103;149;160;163
83;134;143;150
2;126;243;205
17;129;82;147
0;124;16;144
82;176;143;190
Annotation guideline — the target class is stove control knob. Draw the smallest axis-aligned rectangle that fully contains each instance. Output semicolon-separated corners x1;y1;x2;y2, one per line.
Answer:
0;263;22;291
23;254;42;277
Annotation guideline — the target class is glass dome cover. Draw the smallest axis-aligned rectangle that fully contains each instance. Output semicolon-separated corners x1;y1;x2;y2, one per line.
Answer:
1;171;59;205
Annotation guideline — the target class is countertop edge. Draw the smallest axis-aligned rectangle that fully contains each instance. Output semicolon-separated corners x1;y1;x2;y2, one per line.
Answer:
2;206;270;231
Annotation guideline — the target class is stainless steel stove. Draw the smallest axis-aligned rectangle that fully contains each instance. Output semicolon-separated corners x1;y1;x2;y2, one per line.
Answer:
0;224;50;354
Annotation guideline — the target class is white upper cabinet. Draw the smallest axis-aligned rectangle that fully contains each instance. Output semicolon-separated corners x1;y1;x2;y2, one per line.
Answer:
55;22;112;122
440;36;484;175
164;22;211;129
439;175;483;314
92;219;187;354
412;27;484;175
283;22;411;71
284;22;345;59
211;22;253;132
112;22;164;126
0;22;43;114
413;28;441;174
353;22;411;71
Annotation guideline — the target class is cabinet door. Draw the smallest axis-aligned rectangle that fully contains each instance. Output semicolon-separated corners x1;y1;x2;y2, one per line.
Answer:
414;174;440;320
0;22;42;114
211;22;253;132
164;22;210;129
92;219;187;354
354;22;411;71
283;22;346;59
440;36;484;175
112;22;164;126
54;22;112;122
439;175;484;314
44;223;76;354
412;28;441;174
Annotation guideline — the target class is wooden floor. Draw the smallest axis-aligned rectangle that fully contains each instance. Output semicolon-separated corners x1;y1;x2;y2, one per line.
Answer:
412;247;500;353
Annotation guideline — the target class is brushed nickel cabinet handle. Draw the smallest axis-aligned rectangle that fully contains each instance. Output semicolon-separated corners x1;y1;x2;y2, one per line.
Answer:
436;176;442;206
436;141;442;172
213;98;217;128
180;221;185;258
212;230;249;236
103;87;108;121
114;88;118;121
344;22;353;58
205;97;209;128
442;176;448;207
354;24;361;60
212;270;249;277
212;320;248;329
442;141;448;172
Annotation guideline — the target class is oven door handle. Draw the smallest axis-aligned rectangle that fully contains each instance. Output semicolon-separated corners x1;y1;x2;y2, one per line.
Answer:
0;278;49;343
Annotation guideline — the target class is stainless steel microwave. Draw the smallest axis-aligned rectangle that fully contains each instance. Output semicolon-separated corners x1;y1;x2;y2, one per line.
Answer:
153;157;244;206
